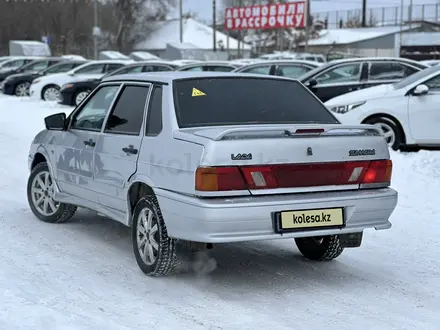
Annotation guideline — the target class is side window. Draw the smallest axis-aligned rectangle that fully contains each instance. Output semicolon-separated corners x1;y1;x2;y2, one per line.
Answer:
241;65;271;75
369;62;416;81
146;86;163;136
278;65;312;78
2;59;25;68
106;63;124;73
70;85;120;131
104;85;150;135
182;66;203;71
314;63;361;85
144;65;158;72
24;61;49;71
211;66;235;72
110;65;142;76
75;64;105;74
424;74;440;90
153;65;173;72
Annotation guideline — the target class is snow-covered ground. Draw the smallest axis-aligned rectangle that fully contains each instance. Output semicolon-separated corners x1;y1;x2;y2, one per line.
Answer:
0;95;439;330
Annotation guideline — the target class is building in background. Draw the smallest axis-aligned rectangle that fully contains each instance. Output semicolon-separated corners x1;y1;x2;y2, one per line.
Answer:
134;18;251;60
297;22;440;57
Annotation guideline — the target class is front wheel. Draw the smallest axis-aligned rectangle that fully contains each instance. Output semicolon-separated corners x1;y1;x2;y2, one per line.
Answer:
295;235;344;261
41;85;60;101
131;195;179;277
27;162;77;223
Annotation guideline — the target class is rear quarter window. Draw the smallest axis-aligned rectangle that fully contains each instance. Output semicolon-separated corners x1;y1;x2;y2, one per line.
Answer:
173;77;338;128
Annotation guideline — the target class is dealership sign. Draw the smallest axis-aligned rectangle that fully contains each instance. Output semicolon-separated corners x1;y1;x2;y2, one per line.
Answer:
224;2;306;30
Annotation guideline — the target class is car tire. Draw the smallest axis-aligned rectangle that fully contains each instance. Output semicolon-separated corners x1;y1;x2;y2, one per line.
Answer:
295;235;344;261
74;89;91;106
27;162;77;223
364;116;403;151
131;195;179;277
14;82;30;97
41;85;60;101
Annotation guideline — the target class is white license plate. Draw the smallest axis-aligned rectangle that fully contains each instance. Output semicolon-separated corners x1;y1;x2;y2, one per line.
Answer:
280;208;344;230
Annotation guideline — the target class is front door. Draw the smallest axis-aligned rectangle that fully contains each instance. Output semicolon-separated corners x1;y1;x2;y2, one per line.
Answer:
93;83;151;211
55;84;121;201
408;73;440;143
310;62;364;102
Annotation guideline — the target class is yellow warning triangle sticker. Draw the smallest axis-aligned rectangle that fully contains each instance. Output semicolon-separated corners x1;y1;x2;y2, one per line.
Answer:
192;88;206;97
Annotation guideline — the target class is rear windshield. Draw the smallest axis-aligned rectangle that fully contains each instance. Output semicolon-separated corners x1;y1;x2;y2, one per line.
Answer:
173;77;338;128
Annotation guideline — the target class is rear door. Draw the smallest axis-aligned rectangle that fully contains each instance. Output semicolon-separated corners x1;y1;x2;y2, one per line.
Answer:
310;62;364;102
362;61;420;89
93;82;151;211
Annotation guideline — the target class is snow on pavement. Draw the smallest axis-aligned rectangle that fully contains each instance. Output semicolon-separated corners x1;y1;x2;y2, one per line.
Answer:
0;95;439;330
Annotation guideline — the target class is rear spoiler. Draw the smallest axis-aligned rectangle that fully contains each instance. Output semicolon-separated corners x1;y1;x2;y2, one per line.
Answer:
189;125;382;141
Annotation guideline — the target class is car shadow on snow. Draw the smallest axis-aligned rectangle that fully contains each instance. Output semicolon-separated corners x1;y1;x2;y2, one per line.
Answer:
63;209;374;295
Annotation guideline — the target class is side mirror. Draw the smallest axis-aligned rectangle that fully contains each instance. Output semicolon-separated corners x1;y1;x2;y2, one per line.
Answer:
413;84;429;96
44;112;67;131
308;78;318;87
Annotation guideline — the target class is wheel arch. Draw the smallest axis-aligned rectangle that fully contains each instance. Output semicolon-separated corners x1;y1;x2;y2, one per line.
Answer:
126;179;158;227
361;112;407;145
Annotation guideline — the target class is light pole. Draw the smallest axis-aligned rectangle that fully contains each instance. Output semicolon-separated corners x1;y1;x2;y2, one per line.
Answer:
179;0;183;43
93;0;98;59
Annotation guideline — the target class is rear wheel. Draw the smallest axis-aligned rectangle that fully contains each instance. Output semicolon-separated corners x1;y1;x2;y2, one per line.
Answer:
295;235;344;261
364;116;404;150
131;195;179;276
14;82;30;96
27;162;77;223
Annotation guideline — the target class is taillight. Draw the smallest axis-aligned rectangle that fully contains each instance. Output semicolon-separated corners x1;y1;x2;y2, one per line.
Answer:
361;159;392;186
195;167;247;191
195;159;392;192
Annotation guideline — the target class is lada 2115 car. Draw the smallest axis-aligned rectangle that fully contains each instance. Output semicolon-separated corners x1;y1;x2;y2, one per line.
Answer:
27;72;398;277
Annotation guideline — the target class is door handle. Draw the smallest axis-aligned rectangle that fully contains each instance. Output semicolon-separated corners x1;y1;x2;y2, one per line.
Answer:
122;145;138;155
83;139;96;147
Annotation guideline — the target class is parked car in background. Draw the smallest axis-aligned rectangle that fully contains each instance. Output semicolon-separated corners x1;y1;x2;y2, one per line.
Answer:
324;64;440;150
177;61;241;72
233;60;320;79
259;52;326;63
420;59;440;67
58;61;178;106
0;57;64;83
0;56;42;72
30;60;132;101
2;60;87;96
299;57;428;102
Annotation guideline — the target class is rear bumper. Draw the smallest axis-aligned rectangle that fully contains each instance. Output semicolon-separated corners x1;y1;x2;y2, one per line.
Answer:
156;188;398;243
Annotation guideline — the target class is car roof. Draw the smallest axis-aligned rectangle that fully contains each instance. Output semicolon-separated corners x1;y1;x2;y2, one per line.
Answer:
102;71;299;84
177;61;240;69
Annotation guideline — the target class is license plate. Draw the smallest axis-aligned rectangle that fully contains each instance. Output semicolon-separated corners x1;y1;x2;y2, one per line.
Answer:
275;207;344;232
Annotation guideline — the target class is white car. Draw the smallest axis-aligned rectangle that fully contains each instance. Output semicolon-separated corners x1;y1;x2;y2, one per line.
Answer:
324;65;440;150
29;60;133;101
